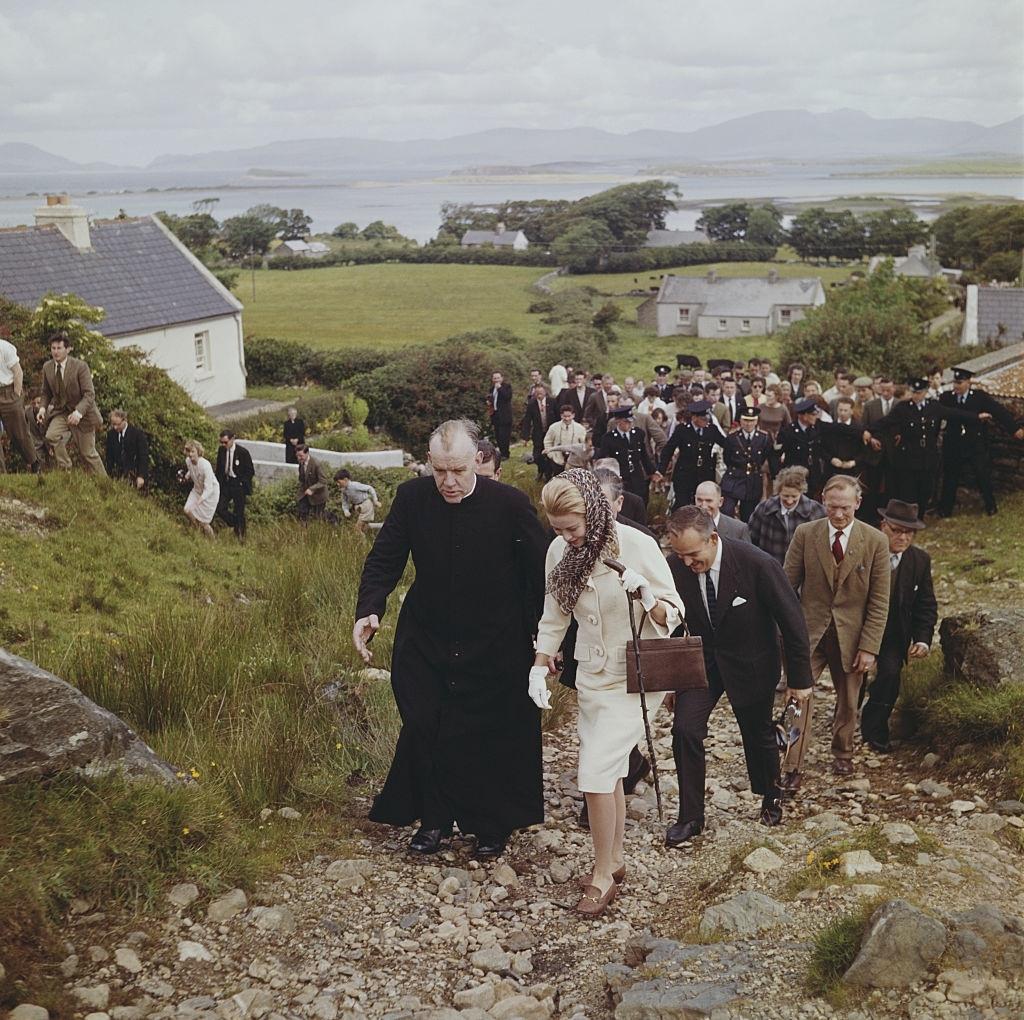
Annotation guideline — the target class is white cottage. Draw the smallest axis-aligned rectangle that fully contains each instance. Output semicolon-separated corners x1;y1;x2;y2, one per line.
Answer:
0;196;246;407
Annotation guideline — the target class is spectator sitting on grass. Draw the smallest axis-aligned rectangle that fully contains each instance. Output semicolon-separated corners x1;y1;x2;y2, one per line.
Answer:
334;468;380;533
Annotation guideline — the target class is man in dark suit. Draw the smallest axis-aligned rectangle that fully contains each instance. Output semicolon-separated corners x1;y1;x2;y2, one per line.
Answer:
215;429;256;540
860;500;938;753
38;333;106;475
654;401;724;511
523;383;559;481
721;406;772;522
488;371;513;459
563;370;593;423
665;506;812;846
104;409;149;489
858;378;897;521
283;407;306;465
937;367;1023;518
295;444;332;522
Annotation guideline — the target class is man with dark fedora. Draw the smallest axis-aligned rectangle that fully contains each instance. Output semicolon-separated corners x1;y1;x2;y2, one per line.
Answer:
936;367;1024;518
860;499;937;753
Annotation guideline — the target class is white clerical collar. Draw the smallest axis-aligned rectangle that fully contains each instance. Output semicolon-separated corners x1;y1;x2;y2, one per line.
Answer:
451;474;478;503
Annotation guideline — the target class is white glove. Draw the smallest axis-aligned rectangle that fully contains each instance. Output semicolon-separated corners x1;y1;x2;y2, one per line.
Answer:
619;568;657;612
528;665;552;709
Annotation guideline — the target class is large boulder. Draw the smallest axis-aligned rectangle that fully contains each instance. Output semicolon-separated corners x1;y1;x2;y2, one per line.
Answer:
939;609;1024;688
0;648;179;784
843;900;947;988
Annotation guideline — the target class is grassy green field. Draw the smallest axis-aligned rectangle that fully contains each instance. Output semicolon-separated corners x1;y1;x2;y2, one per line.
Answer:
234;258;864;381
236;264;544;349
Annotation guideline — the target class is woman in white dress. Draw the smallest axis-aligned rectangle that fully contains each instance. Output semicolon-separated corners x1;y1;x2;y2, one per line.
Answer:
529;470;684;916
182;440;220;539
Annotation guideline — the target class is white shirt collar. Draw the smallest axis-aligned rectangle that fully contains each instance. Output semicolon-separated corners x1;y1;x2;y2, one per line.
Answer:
828;521;851;543
710;535;724;575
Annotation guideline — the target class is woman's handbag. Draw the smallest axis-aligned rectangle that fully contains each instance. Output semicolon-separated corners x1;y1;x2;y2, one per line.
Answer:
625;609;708;694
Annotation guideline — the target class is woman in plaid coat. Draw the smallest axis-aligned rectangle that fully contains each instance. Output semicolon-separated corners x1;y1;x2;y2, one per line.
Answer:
748;466;826;566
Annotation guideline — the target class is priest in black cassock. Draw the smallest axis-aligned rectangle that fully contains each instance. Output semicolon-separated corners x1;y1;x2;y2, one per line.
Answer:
353;419;549;859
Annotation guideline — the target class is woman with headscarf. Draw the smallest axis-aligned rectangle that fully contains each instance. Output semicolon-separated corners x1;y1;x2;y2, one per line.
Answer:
529;470;684;916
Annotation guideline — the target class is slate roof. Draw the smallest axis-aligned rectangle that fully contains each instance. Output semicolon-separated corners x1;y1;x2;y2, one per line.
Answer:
977;287;1024;345
658;275;824;317
644;229;710;247
0;217;241;337
460;229;526;247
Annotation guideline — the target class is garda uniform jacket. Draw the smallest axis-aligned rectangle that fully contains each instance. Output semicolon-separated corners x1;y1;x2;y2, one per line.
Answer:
938;388;1020;454
783;517;891;672
722;428;772;502
778;421;821;476
866;397;977;472
40;356;102;428
597;426;654;487
658;422;724;483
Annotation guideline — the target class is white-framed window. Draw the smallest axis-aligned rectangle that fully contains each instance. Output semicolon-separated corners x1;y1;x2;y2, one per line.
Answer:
780;308;792;324
717;319;728;332
678;306;691;324
741;319;751;333
194;330;211;375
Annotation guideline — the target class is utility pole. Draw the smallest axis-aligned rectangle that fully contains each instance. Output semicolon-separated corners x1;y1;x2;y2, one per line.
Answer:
250;245;256;302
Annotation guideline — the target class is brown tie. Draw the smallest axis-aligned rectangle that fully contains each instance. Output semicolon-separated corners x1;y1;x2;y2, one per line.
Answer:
55;363;65;405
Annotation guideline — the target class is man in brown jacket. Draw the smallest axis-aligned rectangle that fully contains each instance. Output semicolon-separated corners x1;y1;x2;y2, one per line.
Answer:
37;333;106;475
295;444;330;522
782;474;890;788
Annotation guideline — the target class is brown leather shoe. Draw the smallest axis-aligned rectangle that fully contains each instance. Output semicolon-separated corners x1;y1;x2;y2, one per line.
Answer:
576;881;619;917
832;758;854;775
579;865;626;889
779;771;801;797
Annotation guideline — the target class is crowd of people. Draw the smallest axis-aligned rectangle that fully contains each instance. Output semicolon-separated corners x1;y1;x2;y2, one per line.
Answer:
356;347;1022;918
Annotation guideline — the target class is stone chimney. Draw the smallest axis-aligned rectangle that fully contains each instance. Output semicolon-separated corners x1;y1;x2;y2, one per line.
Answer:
706;269;717;283
34;194;92;250
495;221;506;235
767;269;779;284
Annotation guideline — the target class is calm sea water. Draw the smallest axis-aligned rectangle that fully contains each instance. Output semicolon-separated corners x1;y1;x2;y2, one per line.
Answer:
0;167;1019;242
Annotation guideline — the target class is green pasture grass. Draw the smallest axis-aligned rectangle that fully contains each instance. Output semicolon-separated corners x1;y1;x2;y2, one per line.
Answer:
235;264;544;350
805;897;885;1004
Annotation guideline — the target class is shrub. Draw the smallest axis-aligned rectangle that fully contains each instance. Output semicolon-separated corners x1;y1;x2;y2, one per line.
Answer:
243;336;320;385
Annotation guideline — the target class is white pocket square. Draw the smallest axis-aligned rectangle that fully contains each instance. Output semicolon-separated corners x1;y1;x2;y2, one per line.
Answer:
732;596;747;607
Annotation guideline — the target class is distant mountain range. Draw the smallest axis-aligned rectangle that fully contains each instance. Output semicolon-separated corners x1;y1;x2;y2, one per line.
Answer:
3;109;1022;174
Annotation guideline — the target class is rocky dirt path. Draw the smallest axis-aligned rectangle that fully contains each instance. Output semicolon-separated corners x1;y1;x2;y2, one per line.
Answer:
47;677;1024;1020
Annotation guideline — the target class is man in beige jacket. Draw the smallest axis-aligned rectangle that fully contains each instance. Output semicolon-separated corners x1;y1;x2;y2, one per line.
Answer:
782;474;890;788
38;333;106;475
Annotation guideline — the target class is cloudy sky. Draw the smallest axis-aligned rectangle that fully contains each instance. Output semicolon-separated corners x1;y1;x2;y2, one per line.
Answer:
1;0;1021;164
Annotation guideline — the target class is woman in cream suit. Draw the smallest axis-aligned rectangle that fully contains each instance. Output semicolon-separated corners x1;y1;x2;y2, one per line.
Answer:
530;469;683;917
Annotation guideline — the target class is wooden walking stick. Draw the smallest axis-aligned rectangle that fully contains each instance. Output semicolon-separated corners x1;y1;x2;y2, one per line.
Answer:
603;557;663;822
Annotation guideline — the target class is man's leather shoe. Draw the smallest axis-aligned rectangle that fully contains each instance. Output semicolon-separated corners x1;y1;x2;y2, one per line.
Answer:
622;748;651;796
865;738;892;754
832;758;854;776
779;771;801;797
759;796;783;827
408;826;450;855
665;819;704;848
474;834;508;859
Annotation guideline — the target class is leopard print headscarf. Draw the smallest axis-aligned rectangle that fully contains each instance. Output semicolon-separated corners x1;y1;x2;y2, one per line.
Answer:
546;468;620;615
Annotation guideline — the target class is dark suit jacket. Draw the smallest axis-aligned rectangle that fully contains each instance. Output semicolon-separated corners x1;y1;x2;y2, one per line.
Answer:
215;443;255;494
668;538;812;707
524;396;560;445
40;357;102;428
104;424;150;482
298;454;330;505
860;397;896;467
621;490;648;526
883;545;937;659
489;382;513;425
561;386;593;423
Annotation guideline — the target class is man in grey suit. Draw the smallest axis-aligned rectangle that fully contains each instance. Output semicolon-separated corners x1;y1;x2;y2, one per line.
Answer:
695;481;751;542
858;377;897;520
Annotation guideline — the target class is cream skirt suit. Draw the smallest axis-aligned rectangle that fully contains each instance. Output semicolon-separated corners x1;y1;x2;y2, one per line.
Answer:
537;523;684;793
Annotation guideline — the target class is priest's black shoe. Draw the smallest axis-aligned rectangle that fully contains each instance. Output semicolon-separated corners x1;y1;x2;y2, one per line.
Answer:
474;833;508;859
865;738;892;754
408;826;451;855
759;795;783;827
665;819;704;848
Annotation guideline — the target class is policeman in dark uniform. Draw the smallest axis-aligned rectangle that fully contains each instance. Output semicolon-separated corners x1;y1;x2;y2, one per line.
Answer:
778;397;823;499
597;406;655;504
654;365;675;404
937;367;1024;517
654;400;725;510
865;377;979;520
721;405;773;521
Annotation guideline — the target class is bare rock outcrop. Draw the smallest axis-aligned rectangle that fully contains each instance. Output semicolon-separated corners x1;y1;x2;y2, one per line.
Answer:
0;648;179;784
939;609;1024;687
